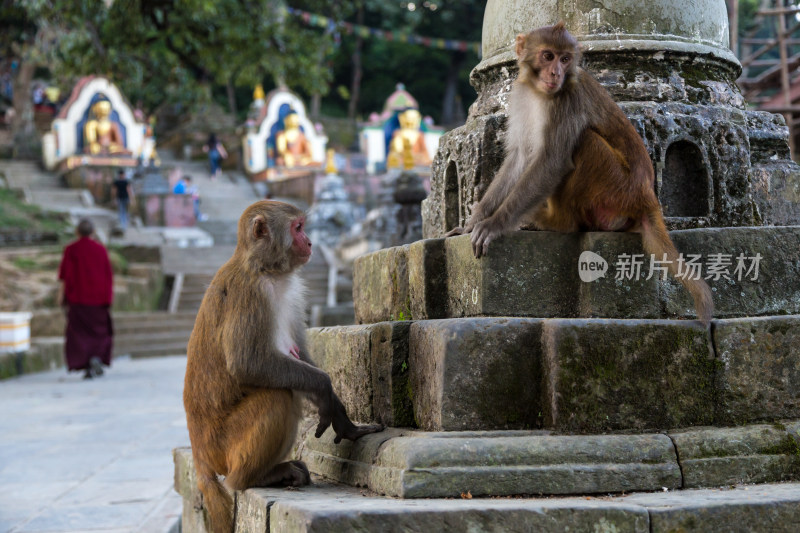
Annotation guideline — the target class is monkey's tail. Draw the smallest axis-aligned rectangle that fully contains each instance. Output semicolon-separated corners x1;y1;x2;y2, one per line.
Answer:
196;459;234;533
639;210;714;326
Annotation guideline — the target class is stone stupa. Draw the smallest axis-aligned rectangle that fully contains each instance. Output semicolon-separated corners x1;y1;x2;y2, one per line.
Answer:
175;2;800;530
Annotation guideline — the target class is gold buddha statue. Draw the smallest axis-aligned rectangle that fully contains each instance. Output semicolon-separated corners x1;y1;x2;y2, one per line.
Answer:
388;108;431;167
84;100;130;155
275;112;316;168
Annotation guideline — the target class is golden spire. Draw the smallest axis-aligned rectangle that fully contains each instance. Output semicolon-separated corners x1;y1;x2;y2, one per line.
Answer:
253;84;265;101
325;148;337;174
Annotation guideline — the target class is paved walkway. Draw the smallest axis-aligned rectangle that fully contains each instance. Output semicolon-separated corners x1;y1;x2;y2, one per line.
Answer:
0;355;188;533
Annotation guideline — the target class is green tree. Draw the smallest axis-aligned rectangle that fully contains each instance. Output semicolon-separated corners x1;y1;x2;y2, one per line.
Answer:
5;1;339;123
321;0;484;127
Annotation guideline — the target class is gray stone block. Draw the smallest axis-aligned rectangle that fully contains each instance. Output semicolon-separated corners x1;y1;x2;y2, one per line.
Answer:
352;244;410;324
369;322;414;427
542;319;715;433
300;427;681;498
307;325;375;423
750;163;800;226
578;232;660;318
173;447;196;500
308;316;799;434
670;424;800;488
271;497;650;533
714;316;800;424
353;227;800;322
408;238;448;320
668;227;800;318
409;318;544;431
445;232;581;319
173;448;209;533
307;322;412;428
622;483;800;533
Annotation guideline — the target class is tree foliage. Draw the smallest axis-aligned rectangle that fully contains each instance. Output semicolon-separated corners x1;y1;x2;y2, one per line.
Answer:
2;0;486;135
317;0;484;125
9;0;340;116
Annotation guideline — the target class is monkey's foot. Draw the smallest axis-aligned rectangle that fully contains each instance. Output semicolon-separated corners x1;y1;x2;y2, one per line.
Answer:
258;460;311;488
333;422;385;444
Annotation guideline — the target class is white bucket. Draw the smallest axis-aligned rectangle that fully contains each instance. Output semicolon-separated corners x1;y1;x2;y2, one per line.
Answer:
0;312;33;353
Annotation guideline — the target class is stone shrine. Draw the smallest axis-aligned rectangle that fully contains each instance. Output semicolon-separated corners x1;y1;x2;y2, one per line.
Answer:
242;88;327;181
176;1;800;530
360;83;444;174
299;0;800;498
42;76;155;172
41;76;156;203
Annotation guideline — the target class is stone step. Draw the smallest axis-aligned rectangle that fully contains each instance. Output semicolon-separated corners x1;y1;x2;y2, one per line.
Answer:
173;447;800;533
113;311;195;357
307;315;800;432
299;420;800;499
0;161;59;188
115;329;194;348
181;286;211;296
354;228;800;323
126;342;190;358
310;303;356;327
113;311;197;331
161;245;235;275
114;317;197;333
27;189;91;211
196;220;239;246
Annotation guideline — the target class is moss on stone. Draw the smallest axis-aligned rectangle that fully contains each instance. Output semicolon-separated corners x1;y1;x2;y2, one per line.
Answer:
763;435;800;458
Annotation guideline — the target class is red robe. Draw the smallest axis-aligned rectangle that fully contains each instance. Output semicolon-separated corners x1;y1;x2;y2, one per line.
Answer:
58;237;114;371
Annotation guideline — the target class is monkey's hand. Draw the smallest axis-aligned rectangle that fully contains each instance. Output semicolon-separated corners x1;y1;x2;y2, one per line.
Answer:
471;216;505;258
314;391;385;444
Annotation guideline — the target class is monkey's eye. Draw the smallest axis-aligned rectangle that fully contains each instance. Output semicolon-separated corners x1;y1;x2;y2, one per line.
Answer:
560;55;572;64
542;51;555;62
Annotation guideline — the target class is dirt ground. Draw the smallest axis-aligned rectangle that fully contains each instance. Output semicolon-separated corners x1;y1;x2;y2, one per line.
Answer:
0;247;61;312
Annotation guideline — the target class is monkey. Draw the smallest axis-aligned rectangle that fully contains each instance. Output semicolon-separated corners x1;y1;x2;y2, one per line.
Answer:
447;22;713;325
183;200;384;533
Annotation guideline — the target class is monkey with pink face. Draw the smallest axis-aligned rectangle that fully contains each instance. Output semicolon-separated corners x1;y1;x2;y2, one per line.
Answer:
184;200;383;533
449;22;713;325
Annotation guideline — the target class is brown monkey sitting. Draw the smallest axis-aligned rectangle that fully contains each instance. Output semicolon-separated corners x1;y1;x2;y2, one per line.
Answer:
184;200;383;533
448;22;713;325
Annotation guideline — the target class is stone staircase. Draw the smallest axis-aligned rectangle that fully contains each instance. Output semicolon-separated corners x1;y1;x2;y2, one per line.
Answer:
175;446;800;532
173;274;212;313
0;159;117;239
113;311;197;358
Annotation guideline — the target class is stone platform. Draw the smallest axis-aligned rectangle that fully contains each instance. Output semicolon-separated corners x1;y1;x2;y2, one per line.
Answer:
174;447;800;532
354;229;800;323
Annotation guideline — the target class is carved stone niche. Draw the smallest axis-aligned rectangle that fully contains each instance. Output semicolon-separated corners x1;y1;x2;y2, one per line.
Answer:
662;140;709;218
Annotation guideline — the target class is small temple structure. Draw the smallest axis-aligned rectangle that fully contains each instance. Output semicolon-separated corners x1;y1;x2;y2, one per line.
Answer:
40;76;157;206
359;83;443;173
42;76;155;173
242;88;327;182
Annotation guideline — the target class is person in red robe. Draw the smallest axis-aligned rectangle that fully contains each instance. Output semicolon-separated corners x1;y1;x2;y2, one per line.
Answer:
57;219;114;379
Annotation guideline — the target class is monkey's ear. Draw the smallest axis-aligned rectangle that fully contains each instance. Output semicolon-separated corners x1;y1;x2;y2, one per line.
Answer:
252;215;270;240
515;34;527;58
